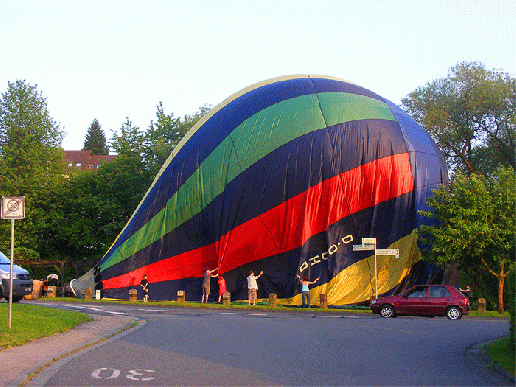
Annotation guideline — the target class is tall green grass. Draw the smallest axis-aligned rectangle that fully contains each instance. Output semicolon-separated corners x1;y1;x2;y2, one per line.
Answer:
0;302;91;349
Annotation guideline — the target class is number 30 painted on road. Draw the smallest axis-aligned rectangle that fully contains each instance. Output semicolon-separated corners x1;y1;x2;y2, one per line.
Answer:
92;368;155;381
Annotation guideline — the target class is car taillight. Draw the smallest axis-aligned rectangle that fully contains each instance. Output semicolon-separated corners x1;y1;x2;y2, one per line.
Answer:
464;298;469;306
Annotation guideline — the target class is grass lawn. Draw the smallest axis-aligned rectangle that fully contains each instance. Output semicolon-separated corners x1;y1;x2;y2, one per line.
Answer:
0;302;91;349
486;336;515;376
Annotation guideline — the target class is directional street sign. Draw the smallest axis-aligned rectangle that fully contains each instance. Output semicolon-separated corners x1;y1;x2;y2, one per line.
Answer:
352;244;376;251
352;236;401;300
376;248;400;258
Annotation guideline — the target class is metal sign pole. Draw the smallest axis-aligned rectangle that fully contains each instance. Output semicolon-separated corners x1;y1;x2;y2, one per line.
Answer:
374;241;378;300
2;196;25;329
353;239;400;300
8;219;14;328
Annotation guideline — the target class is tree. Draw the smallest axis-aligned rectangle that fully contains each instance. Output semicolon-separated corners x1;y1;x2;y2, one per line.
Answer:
83;118;108;155
144;102;181;175
418;166;515;313
110;117;145;156
144;103;211;175
0;80;65;252
402;62;515;175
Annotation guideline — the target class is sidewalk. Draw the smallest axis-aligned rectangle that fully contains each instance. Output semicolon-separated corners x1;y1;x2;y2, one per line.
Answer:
0;314;139;387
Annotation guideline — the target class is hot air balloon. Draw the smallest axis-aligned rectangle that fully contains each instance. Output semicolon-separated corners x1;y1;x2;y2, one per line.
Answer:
71;75;448;305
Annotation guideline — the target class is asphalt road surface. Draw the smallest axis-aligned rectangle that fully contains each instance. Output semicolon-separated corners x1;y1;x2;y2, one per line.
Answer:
30;303;512;386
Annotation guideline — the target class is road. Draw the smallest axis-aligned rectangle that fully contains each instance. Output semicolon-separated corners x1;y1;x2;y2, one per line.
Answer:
29;302;511;386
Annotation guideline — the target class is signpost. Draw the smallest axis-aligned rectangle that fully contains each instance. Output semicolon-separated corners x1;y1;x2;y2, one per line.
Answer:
352;237;399;300
1;196;25;329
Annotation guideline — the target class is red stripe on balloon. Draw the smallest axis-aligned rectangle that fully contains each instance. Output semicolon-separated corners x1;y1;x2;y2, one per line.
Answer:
102;153;413;289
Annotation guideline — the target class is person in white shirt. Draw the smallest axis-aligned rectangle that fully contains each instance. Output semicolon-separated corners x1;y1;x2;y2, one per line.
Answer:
247;270;263;305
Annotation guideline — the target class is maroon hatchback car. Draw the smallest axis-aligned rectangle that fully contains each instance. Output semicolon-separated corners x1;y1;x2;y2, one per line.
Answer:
370;285;470;320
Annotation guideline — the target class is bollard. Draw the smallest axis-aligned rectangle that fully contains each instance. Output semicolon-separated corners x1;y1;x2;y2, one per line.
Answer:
223;292;231;306
84;287;93;301
95;290;101;300
269;293;277;308
319;293;328;309
46;286;56;298
478;298;486;314
177;290;185;303
129;288;137;302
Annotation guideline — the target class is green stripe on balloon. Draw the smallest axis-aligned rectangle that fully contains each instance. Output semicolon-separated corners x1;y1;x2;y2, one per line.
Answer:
100;92;396;271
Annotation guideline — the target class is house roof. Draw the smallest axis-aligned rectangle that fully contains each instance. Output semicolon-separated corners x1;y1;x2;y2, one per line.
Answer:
64;150;117;171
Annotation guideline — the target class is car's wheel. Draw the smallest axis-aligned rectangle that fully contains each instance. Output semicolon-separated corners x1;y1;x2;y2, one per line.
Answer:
446;306;462;320
379;304;395;318
5;295;23;303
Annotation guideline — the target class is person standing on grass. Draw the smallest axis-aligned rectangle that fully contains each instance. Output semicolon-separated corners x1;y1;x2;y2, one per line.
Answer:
140;274;149;302
218;275;227;303
247;270;263;305
201;267;218;303
296;274;319;308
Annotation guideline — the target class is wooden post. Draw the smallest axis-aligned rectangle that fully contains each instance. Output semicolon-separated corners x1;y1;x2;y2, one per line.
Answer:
177;290;185;303
269;293;277;308
478;298;486;314
84;287;93;300
128;288;137;302
319;293;328;309
223;292;231;306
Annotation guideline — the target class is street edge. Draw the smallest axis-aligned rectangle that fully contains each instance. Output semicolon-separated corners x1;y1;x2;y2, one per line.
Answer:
12;315;146;387
464;336;515;385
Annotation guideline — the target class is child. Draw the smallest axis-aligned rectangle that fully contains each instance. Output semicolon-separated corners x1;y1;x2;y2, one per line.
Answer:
218;275;227;303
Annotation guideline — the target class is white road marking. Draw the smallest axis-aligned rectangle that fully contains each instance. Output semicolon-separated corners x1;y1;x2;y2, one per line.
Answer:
139;308;166;312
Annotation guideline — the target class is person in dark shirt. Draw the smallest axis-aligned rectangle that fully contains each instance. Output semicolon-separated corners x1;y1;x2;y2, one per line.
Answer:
140;274;149;302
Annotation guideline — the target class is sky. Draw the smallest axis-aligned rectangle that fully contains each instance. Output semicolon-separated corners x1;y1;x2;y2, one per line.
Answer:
1;0;514;151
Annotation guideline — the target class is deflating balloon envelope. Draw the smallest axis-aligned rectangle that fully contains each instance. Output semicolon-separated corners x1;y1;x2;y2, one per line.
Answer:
72;75;448;304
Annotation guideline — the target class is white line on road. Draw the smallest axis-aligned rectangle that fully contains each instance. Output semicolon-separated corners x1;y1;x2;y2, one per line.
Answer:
139;309;166;312
65;305;125;315
87;307;125;315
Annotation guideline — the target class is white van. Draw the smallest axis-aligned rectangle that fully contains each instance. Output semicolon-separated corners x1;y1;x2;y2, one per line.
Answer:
0;251;33;302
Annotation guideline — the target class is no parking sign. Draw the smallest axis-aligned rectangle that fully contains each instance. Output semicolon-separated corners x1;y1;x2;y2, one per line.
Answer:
1;196;25;219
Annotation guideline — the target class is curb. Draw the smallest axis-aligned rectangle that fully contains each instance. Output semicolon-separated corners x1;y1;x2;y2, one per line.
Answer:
465;337;515;386
8;315;146;387
479;338;515;384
